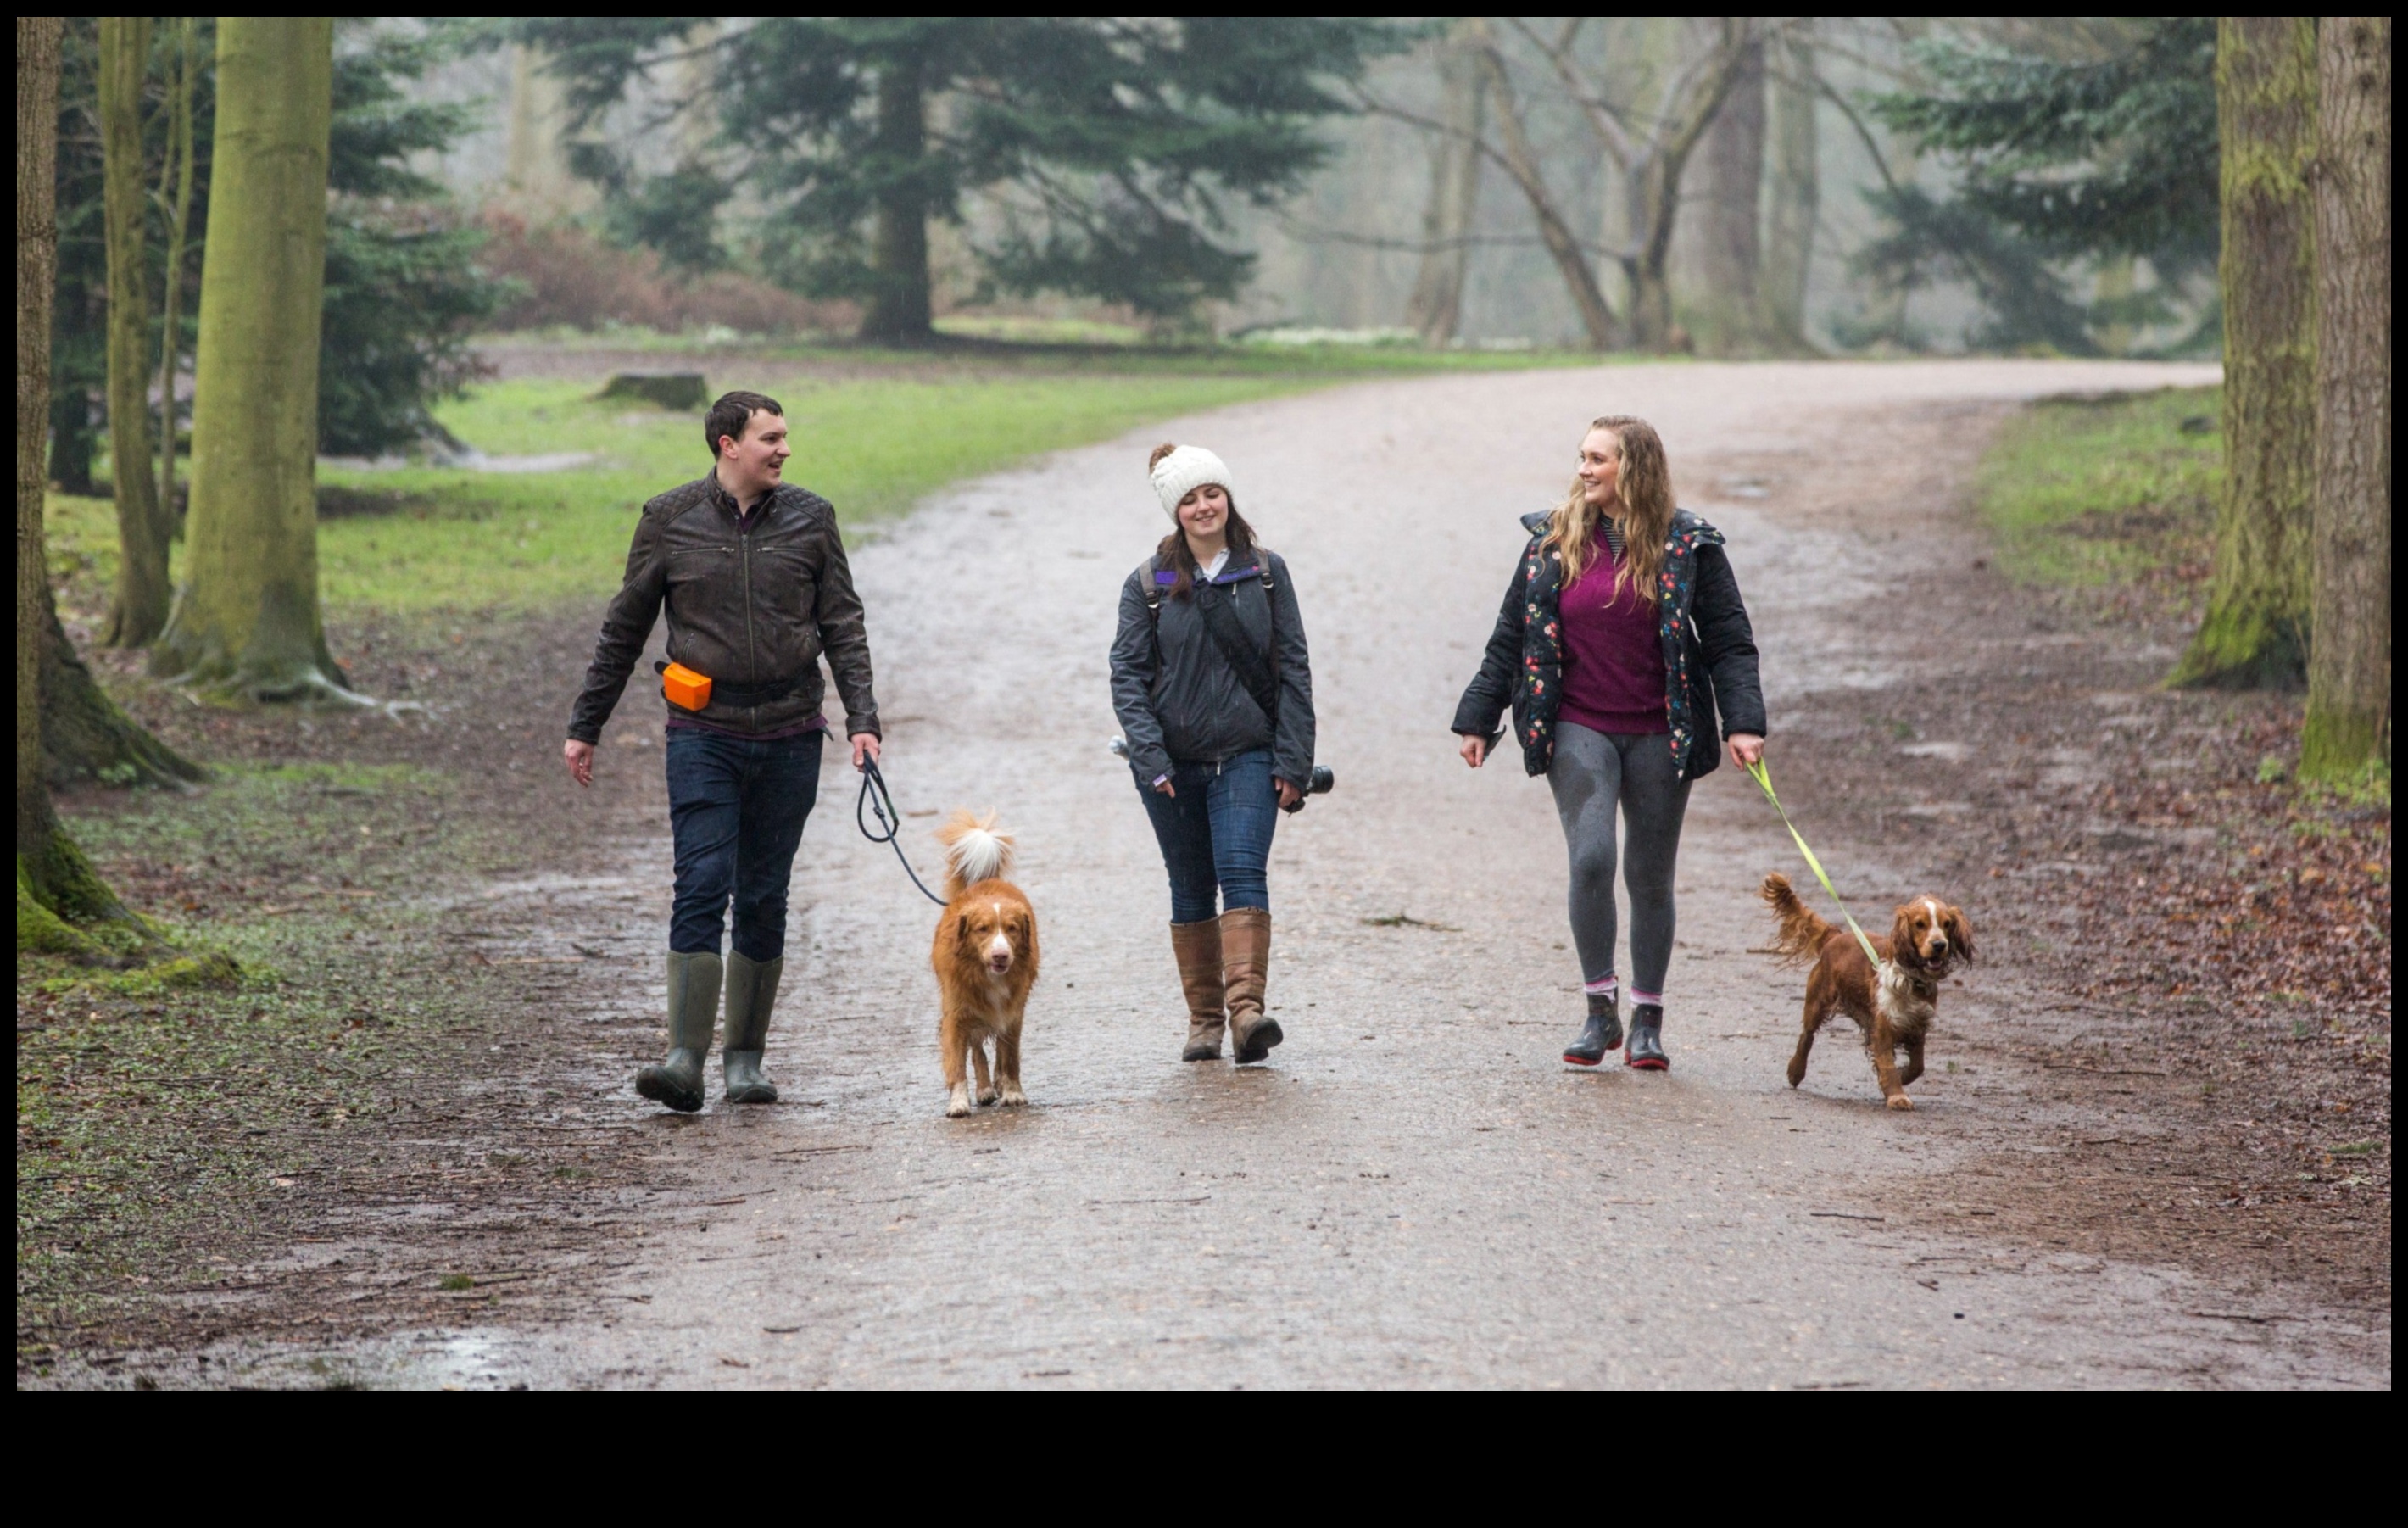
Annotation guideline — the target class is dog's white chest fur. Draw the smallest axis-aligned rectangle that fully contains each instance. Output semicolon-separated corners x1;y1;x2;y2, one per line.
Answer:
1875;962;1937;1036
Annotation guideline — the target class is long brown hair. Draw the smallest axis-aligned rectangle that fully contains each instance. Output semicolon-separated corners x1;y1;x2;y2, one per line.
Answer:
1543;415;1674;605
1149;441;1257;600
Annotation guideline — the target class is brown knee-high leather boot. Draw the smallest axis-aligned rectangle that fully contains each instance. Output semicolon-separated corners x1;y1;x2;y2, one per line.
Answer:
1219;907;1281;1063
1170;920;1225;1061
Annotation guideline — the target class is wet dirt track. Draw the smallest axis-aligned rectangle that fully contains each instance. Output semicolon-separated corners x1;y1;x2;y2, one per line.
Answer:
278;360;2388;1387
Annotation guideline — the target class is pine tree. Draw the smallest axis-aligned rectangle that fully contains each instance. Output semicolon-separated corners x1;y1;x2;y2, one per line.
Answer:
521;18;1399;342
1865;18;2220;352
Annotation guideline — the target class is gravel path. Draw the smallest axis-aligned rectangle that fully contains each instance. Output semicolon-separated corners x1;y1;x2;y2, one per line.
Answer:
329;358;2384;1387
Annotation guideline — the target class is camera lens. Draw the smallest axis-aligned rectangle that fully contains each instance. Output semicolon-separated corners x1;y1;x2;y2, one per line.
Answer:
1308;765;1335;795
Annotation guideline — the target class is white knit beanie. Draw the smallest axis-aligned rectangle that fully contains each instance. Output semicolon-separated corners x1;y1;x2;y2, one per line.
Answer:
1150;444;1234;521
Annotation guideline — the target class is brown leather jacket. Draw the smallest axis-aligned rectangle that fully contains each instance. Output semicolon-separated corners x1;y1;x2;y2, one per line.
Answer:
567;473;880;744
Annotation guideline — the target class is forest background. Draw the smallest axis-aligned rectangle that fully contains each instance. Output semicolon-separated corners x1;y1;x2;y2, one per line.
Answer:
14;16;2388;1373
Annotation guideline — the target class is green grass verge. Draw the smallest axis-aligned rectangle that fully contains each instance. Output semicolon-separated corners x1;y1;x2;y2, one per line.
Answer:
1973;385;2221;590
17;759;513;1353
57;342;1608;619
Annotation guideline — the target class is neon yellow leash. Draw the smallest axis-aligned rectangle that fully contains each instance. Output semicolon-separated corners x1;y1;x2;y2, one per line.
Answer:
1746;757;1885;970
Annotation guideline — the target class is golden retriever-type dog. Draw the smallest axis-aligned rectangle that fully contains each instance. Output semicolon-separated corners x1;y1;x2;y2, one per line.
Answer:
930;810;1039;1118
1760;873;1975;1111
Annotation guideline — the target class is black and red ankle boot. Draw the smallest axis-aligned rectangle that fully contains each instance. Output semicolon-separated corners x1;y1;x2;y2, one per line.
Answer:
1625;1005;1669;1070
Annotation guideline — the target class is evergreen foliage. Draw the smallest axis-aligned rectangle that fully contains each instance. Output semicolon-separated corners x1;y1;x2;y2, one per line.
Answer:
516;17;1400;337
47;20;503;469
320;24;505;454
1863;18;2218;353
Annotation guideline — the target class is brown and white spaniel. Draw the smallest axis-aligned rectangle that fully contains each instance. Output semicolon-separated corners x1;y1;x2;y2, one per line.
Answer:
1761;873;1975;1111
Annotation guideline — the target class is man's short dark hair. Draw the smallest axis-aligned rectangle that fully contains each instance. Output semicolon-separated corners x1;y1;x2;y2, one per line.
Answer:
705;390;784;456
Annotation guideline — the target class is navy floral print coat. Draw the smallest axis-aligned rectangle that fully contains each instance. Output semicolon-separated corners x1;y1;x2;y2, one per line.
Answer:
1452;509;1766;781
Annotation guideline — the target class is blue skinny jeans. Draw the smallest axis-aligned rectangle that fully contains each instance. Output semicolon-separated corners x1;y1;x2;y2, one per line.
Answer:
666;726;822;960
1138;748;1279;923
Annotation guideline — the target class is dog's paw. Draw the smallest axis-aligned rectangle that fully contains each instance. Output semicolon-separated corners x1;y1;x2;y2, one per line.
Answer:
999;1085;1027;1107
977;1086;1000;1107
946;1085;973;1119
1886;1092;1916;1112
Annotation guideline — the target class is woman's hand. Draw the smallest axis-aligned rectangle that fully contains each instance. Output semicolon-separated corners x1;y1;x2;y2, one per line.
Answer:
1727;733;1764;770
1274;778;1302;811
563;739;594;788
1458;733;1487;769
1152;774;1176;798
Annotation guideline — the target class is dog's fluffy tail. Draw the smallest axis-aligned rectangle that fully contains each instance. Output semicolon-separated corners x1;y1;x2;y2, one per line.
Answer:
936;809;1016;899
1759;872;1833;965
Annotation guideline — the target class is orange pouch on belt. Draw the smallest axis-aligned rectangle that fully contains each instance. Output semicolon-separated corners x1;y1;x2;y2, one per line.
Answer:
661;662;712;711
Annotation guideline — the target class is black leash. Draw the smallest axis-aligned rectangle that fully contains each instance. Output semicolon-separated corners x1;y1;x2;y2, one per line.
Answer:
855;756;948;906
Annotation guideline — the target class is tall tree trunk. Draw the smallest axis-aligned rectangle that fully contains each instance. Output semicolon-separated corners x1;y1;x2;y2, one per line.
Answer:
19;16;62;884
2302;15;2391;777
1405;21;1485;345
2172;18;2318;689
99;14;169;649
1480;37;1622;349
1756;28;1819;354
158;16;198;527
860;54;933;344
153;18;348;704
1619;23;1751;353
1696;34;1764;355
20;16;155;960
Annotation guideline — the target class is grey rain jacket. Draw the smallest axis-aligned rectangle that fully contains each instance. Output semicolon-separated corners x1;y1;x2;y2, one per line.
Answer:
1110;548;1316;793
567;473;880;744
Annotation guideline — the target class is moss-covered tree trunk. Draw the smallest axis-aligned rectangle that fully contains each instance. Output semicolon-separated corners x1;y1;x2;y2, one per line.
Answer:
20;16;156;962
860;53;933;344
2302;16;2391;778
153;18;348;704
2172;17;2318;689
99;14;170;649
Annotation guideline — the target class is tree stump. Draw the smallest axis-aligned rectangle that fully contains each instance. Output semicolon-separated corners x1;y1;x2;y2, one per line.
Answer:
599;371;708;410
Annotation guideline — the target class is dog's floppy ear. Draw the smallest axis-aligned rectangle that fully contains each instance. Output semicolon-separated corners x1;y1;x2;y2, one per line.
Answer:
1889;904;1920;967
954;913;970;943
1943;904;1976;963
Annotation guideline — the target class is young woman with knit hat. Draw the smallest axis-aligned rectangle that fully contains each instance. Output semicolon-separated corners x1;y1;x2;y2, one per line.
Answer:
1109;443;1317;1066
1452;416;1765;1073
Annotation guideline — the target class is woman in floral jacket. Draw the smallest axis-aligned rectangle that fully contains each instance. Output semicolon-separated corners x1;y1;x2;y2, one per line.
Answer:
1452;415;1765;1073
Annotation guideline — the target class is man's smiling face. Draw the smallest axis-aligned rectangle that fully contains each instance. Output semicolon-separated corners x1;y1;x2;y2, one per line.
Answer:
720;408;792;500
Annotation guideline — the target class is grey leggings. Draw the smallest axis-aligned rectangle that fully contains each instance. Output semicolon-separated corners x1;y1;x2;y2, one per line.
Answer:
1547;722;1691;995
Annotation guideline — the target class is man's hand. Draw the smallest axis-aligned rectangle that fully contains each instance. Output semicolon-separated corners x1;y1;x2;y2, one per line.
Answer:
563;739;594;788
1727;733;1764;770
850;732;881;772
1458;733;1487;769
1275;778;1302;811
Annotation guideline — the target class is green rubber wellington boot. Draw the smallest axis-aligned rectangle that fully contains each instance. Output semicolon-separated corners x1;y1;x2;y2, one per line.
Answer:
635;951;721;1113
722;950;784;1104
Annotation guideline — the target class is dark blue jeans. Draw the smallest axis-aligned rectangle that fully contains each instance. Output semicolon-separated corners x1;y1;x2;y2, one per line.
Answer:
1138;749;1279;923
666;727;822;960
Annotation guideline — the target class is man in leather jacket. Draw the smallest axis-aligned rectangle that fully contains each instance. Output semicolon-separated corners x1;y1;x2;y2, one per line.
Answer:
562;390;883;1113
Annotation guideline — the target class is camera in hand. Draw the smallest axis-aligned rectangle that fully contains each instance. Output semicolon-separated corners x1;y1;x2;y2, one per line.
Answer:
1109;737;1335;811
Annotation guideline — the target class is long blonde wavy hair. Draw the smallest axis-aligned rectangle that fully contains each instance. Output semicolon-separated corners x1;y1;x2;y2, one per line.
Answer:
1543;415;1674;605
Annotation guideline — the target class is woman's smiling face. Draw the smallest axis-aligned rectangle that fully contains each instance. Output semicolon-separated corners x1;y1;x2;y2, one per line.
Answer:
1577;427;1622;507
1178;482;1230;538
